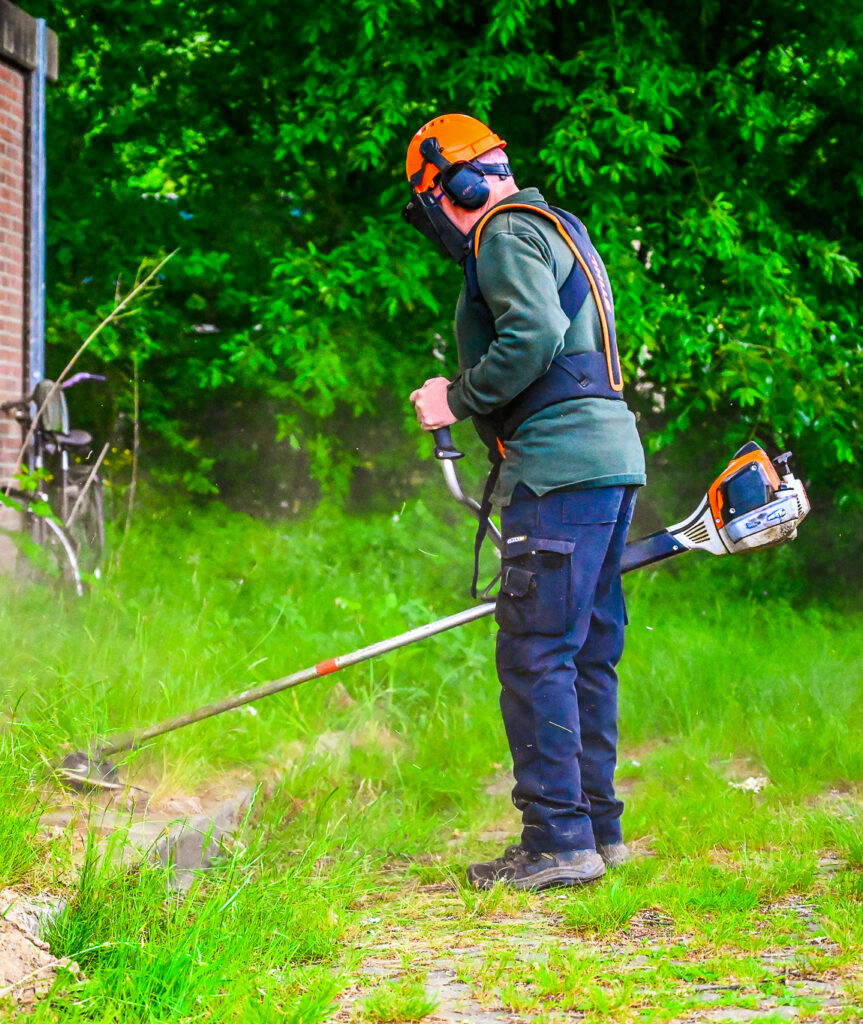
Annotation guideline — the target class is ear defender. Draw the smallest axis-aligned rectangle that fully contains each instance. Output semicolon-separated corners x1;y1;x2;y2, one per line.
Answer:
414;137;512;211
403;122;513;263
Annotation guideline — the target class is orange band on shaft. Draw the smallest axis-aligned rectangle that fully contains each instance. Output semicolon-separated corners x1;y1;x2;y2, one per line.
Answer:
315;658;339;677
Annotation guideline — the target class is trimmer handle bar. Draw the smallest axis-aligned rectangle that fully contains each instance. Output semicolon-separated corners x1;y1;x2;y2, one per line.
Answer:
432;426;463;460
431;427;502;551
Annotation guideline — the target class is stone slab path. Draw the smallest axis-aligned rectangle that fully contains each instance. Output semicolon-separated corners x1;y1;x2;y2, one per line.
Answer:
335;878;861;1023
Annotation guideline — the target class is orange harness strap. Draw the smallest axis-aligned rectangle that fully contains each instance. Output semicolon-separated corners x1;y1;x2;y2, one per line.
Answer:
473;203;624;392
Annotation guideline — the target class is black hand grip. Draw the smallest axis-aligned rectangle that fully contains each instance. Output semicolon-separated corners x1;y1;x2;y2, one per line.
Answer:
432;427;464;460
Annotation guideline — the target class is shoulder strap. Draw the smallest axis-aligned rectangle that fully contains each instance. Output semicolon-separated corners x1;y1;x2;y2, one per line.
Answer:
472;203;623;392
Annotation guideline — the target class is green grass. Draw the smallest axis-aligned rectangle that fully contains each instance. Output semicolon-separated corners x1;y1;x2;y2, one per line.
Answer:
37;832;351;1022
0;493;861;1021
354;977;439;1022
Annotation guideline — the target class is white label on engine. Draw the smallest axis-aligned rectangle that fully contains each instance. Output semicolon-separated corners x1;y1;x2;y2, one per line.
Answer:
725;494;798;543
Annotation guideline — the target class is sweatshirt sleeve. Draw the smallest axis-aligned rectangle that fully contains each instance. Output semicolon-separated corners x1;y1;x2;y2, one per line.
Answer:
446;227;570;420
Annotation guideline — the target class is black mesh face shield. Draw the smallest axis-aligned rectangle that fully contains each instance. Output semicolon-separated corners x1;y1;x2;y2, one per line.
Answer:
402;190;470;266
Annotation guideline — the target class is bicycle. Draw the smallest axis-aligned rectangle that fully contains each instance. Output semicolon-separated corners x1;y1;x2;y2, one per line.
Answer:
0;373;107;595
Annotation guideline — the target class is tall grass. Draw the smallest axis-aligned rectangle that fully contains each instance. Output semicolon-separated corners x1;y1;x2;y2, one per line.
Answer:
3;495;858;796
0;492;860;1021
37;821;350;1022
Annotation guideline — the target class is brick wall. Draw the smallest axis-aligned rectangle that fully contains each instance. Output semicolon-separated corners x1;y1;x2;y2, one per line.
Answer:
0;60;25;566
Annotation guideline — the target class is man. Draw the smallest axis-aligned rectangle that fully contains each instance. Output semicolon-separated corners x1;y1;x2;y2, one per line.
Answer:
405;114;646;891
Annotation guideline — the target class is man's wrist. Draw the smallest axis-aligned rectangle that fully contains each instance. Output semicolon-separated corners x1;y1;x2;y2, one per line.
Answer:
446;376;472;420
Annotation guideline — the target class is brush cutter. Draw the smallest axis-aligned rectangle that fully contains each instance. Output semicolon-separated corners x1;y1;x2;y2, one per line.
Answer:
58;433;809;791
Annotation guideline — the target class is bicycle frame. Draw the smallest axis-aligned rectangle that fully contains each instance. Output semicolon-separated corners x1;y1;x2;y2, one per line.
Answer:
0;489;85;596
1;372;106;593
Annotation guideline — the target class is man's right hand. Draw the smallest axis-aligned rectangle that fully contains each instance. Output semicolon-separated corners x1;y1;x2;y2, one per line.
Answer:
409;377;458;432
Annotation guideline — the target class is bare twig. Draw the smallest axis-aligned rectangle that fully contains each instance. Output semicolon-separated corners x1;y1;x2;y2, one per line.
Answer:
125;354;140;534
65;441;109;530
5;250;177;496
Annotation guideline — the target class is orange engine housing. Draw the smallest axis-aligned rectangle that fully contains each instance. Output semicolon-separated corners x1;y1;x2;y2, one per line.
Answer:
708;447;781;528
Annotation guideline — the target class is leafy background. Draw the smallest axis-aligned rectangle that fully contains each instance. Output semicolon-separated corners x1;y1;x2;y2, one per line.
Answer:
25;0;863;545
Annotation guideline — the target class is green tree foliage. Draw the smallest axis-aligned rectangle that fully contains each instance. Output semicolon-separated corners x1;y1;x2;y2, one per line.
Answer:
31;0;863;501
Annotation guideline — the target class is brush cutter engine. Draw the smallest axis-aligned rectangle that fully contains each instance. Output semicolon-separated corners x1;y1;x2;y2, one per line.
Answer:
671;442;810;556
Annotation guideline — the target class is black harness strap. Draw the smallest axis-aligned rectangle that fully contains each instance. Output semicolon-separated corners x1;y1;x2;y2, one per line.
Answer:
495;350;622;440
463;202;627;597
471;458;502;597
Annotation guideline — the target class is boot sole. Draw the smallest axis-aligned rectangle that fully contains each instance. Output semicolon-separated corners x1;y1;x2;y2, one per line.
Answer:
468;863;606;892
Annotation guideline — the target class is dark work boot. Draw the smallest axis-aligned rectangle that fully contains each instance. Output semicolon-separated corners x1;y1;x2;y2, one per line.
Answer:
466;844;605;891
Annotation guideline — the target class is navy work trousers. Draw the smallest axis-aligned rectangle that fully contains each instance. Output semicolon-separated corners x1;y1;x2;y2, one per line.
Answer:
495;484;637;853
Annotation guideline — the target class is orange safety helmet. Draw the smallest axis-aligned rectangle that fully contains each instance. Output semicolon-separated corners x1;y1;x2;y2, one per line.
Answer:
405;114;506;193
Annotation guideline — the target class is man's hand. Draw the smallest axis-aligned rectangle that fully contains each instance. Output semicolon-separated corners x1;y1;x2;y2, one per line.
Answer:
409;376;457;431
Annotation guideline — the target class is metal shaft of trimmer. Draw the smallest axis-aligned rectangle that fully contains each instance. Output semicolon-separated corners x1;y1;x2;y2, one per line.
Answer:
97;602;496;758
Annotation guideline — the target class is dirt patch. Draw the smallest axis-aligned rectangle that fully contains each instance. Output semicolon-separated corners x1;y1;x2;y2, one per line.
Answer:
38;768;261;893
0;889;78;1009
809;783;863;814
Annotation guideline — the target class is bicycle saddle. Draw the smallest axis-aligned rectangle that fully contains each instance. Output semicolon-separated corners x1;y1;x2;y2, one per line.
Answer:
52;429;93;449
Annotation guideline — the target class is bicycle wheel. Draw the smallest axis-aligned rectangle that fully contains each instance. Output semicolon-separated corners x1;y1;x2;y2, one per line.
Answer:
65;470;105;577
0;489;85;596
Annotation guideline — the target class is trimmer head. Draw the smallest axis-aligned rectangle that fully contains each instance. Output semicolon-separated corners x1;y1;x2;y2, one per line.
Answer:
57;750;120;792
671;442;810;556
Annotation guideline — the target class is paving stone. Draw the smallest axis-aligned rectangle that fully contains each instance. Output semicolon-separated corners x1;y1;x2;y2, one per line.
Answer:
759;950;799;962
428;1008;515;1024
426;969;469;991
692;983;743;996
790;978;844;997
424;965;511;1024
700;1006;800;1022
624;954;652;968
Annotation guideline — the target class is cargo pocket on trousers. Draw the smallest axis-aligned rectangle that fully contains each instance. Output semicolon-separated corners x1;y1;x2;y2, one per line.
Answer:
494;536;575;636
